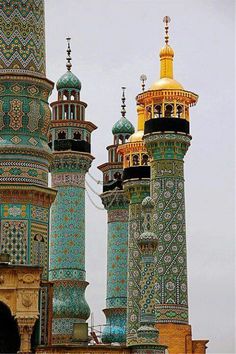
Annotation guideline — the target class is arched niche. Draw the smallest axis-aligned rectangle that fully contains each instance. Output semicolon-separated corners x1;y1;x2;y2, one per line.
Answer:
0;301;20;354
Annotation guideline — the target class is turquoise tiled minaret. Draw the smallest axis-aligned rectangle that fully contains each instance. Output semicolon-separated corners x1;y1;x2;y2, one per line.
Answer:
131;197;167;354
0;0;56;346
117;102;151;346
0;0;56;275
49;39;97;343
98;88;134;343
137;18;198;328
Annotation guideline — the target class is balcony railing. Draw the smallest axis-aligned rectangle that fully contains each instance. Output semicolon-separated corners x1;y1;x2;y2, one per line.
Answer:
144;117;189;135
123;166;150;181
49;139;91;153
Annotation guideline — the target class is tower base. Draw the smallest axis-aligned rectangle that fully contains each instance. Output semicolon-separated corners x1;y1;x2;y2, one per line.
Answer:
157;323;208;354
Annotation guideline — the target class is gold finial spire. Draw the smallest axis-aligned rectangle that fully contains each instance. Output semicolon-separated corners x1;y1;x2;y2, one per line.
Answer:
163;16;171;45
66;37;72;71
159;16;174;79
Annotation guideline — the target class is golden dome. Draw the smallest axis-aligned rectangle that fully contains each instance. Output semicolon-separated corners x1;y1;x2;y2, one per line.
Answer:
128;130;144;143
150;77;183;90
159;44;174;58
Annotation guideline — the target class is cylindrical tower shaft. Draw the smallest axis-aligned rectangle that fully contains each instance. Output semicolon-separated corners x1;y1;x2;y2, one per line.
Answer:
100;191;129;343
145;134;191;323
136;16;200;354
98;87;134;344
50;153;92;343
48;39;96;343
0;0;56;276
124;179;150;346
0;0;56;347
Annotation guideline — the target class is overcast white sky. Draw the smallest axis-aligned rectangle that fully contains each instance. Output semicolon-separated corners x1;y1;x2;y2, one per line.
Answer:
45;1;235;353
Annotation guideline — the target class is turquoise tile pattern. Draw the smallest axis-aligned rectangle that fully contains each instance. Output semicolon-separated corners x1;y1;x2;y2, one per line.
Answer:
101;191;128;344
144;132;191;324
123;180;150;347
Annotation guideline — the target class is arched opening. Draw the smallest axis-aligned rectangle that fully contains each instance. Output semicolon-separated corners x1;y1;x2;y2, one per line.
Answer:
58;130;66;139
70;105;75;119
114;171;122;180
0;301;20;353
154;104;162;118
176;104;183;118
146;105;152;119
132;154;139;166
73;131;81;140
141;154;149;165
164;104;173;118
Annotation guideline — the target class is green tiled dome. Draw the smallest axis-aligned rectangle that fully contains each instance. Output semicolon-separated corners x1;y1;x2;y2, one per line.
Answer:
112;117;135;135
56;70;81;91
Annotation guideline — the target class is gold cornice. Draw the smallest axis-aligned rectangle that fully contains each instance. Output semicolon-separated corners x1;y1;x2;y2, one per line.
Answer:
136;89;198;106
117;141;146;155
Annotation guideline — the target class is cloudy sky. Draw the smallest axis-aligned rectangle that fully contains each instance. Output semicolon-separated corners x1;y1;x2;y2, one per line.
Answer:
45;1;235;353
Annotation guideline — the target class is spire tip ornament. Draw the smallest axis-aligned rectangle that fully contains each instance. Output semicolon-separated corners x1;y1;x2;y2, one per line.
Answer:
66;37;72;71
140;74;147;92
121;86;126;118
163;16;171;45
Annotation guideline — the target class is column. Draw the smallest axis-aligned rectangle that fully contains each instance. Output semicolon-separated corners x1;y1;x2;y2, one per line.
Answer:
124;180;150;346
144;132;191;324
101;190;129;344
49;154;92;343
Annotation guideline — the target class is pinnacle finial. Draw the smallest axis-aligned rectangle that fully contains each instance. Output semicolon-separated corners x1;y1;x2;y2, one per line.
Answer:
121;87;126;118
140;74;147;92
163;16;171;45
66;37;72;71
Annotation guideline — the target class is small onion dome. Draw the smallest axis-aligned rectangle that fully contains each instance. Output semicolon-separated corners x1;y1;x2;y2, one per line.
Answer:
128;130;144;143
149;77;183;90
159;44;174;58
112;117;135;135
56;70;81;91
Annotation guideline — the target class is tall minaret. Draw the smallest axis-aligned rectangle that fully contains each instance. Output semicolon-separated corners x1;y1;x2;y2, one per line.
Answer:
117;102;150;346
137;17;208;354
0;0;56;348
49;39;97;344
98;88;134;344
0;0;56;272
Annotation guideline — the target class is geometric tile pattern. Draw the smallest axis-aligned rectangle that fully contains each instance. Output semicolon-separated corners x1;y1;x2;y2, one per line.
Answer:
0;0;46;76
102;308;127;344
101;191;128;344
145;132;191;325
49;157;91;343
31;206;49;222
52;280;90;342
49;186;86;280
124;180;150;346
0;220;28;264
9;99;23;131
136;198;159;346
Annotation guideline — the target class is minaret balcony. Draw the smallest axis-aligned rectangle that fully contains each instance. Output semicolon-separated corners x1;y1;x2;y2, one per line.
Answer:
144;117;189;135
49;139;91;153
103;179;123;192
123;166;150;181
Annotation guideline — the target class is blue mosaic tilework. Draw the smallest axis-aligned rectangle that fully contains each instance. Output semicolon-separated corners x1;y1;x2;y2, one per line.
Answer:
49;186;85;278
